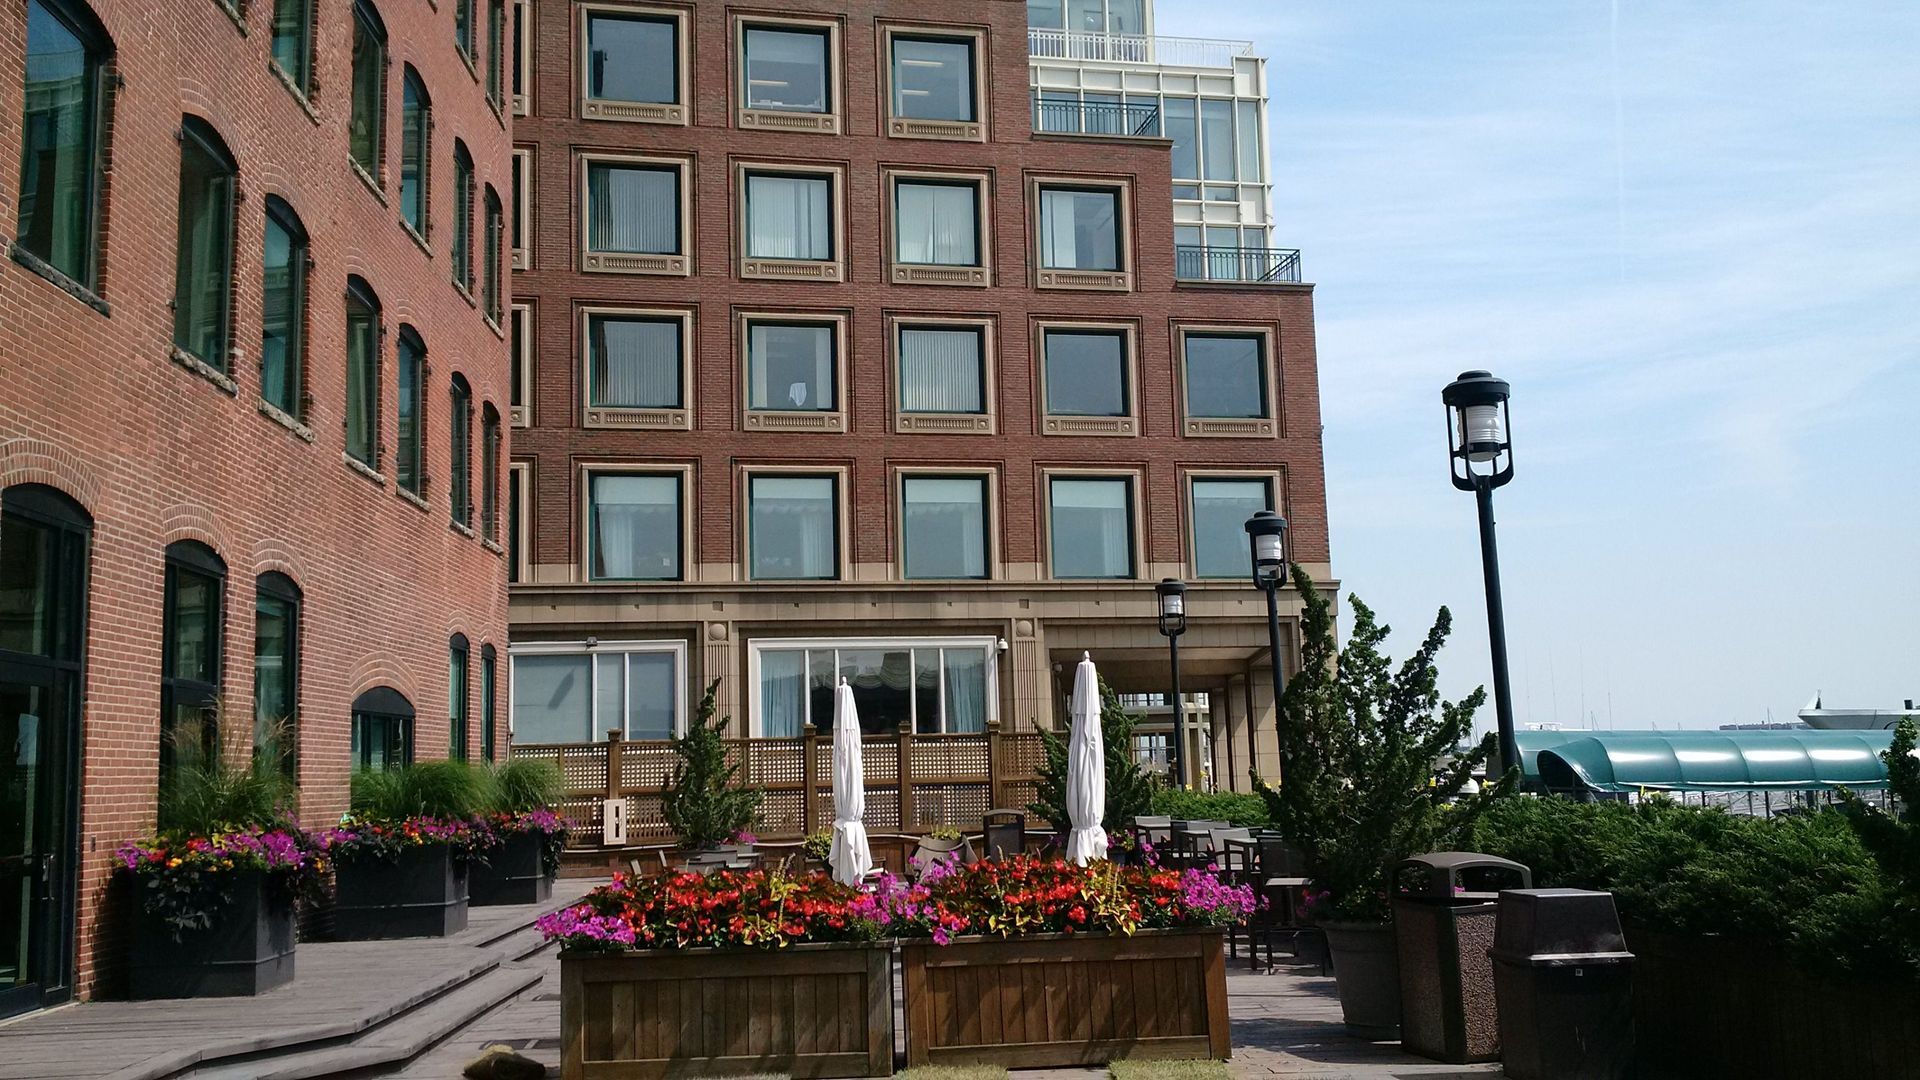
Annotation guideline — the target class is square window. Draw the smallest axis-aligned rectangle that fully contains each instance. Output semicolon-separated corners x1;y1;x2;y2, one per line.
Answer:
588;472;682;581
1190;477;1272;579
743;25;830;114
902;475;989;580
748;475;839;581
887;31;981;139
585;11;678;104
899;326;984;415
1048;476;1134;579
1037;186;1120;271
1184;333;1268;418
1043;328;1128;417
894;180;978;267
745;173;832;261
587;313;681;409
581;156;688;275
747;322;836;412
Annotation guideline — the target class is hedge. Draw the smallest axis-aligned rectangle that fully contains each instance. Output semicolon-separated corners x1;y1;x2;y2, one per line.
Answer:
1149;789;1269;830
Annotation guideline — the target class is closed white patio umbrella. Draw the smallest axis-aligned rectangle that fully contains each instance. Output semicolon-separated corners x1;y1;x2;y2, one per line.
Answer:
1064;652;1109;866
828;679;874;886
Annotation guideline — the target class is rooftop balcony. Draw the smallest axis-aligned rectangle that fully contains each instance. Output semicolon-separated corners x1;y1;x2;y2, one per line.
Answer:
1028;28;1256;69
1175;244;1303;285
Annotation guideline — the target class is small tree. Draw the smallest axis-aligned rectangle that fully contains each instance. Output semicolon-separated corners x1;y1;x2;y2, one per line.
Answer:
1028;675;1157;836
1842;717;1920;957
662;678;761;849
1260;566;1511;922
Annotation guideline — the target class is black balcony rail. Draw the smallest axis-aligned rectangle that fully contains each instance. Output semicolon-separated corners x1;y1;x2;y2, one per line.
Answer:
1175;244;1303;284
1033;99;1161;138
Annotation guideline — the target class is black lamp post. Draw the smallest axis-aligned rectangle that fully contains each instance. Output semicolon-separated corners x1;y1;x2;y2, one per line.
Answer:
1156;578;1188;788
1242;510;1289;783
1442;369;1519;777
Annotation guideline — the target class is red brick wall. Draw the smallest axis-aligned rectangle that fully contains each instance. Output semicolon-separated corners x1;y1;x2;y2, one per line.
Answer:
0;0;511;995
510;0;1328;577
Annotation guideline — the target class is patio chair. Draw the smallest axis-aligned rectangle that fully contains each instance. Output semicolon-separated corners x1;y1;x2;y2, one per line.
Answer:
1166;820;1229;868
1131;815;1172;850
982;809;1026;860
1242;836;1315;972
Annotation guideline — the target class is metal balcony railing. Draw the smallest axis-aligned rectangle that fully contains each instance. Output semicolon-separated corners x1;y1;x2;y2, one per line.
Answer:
1028;28;1255;69
1175;245;1303;284
1033;98;1160;137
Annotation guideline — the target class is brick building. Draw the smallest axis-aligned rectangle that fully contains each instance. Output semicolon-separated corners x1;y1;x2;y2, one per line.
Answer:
0;0;513;1010
506;0;1330;791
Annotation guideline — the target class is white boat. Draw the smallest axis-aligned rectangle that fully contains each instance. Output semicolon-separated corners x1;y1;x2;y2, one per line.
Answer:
1798;694;1919;731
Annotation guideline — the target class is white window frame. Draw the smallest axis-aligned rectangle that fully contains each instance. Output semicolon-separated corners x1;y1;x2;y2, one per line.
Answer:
508;639;690;741
509;302;533;427
746;635;999;737
511;0;532;116
511;147;532;269
736;161;846;283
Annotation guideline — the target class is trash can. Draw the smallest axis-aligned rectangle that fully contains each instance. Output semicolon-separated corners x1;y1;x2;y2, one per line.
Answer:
1393;852;1532;1064
1490;888;1635;1080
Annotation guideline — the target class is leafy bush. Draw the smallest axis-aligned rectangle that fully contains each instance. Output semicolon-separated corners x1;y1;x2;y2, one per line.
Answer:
350;760;485;822
1028;676;1157;835
1842;717;1920;963
481;758;564;814
1150;789;1269;829
662;679;761;849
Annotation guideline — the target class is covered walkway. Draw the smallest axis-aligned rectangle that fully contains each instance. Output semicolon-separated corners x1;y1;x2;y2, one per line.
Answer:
1514;729;1905;795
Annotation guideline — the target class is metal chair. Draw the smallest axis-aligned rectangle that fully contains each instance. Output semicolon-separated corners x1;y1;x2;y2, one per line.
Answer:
1131;815;1173;850
1244;836;1315;972
981;809;1027;860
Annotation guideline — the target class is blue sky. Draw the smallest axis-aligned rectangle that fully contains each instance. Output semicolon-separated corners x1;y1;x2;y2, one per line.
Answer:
1172;2;1920;731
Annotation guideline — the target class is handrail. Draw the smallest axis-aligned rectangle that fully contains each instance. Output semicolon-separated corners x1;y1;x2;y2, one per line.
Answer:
1033;98;1161;137
1028;28;1255;69
1174;244;1303;284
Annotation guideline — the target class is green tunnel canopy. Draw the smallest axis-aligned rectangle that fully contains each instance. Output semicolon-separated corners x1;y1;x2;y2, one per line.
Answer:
1512;730;1905;793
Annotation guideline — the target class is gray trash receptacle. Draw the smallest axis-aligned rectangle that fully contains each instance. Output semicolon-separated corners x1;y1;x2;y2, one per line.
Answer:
1490;888;1634;1080
1393;852;1532;1064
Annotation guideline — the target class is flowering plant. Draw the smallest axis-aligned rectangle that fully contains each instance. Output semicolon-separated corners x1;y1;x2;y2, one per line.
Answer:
115;826;320;940
475;809;571;878
537;868;888;952
311;815;488;865
886;855;1255;943
1108;828;1160;866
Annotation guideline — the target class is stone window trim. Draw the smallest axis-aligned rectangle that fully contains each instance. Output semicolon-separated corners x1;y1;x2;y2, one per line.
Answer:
890;465;1000;583
1173;322;1281;439
509;301;533;427
888;313;996;435
1039;466;1146;582
577;2;689;125
737;463;852;584
1033;317;1139;438
737;309;850;434
508;459;533;581
511;0;532;115
1028;174;1136;292
578;303;694;432
733;12;844;135
878;22;988;142
575;460;696;584
883;167;991;288
577;150;692;276
511;146;532;269
734;159;846;284
1180;467;1286;581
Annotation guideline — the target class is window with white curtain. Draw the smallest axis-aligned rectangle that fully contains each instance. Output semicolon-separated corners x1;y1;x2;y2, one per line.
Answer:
586;161;680;254
742;25;830;113
586;11;678;104
898;326;984;414
749;475;838;580
755;639;992;736
1049;476;1134;579
1037;186;1120;271
587;313;682;408
1183;333;1267;418
1043;329;1128;417
588;472;681;580
894;180;978;266
902;476;988;580
747;322;835;411
890;36;974;122
1190;477;1271;579
511;644;682;742
745;172;832;260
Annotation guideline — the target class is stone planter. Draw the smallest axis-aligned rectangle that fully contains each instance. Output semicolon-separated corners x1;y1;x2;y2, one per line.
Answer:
1323;920;1401;1040
333;842;468;939
560;942;894;1079
901;928;1231;1067
127;870;295;998
470;831;554;907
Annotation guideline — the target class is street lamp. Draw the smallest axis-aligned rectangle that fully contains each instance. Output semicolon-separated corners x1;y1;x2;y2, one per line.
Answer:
1442;369;1519;777
1156;578;1188;788
1243;510;1289;784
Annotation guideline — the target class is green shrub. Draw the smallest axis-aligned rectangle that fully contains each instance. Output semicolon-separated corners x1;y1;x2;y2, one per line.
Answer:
481;758;564;814
662;679;761;849
1027;676;1157;835
157;708;295;836
1150;789;1268;829
351;759;485;822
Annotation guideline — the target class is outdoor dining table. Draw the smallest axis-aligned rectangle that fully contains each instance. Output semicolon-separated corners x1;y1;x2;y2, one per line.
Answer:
1170;826;1218;868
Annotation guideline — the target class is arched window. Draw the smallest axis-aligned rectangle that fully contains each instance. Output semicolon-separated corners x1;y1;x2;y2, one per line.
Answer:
16;0;111;291
449;376;472;527
261;196;309;419
448;634;470;760
345;276;382;467
253;572;301;777
480;404;502;540
400;66;430;234
162;540;226;774
172;117;238;371
482;185;503;322
351;686;413;771
451;140;474;291
349;0;388;178
397;327;427;495
480;643;498;761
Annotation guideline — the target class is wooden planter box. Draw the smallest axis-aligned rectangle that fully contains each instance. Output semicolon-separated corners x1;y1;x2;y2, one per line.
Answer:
127;870;296;998
333;842;469;939
901;928;1230;1067
471;831;554;906
560;943;894;1079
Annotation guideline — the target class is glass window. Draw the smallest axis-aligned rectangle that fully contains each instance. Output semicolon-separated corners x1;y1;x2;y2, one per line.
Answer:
1201;99;1235;180
1184;333;1267;418
482;185;503;320
1037;187;1120;271
17;0;105;288
172;119;236;370
351;688;413;770
510;305;528;411
588;473;681;581
449;376;472;526
271;0;314;95
749;475;837;580
451;144;474;288
486;0;504;105
1043;329;1127;416
511;1;527;103
586;12;677;104
902;476;988;580
894;180;977;266
1191;478;1271;579
1026;0;1063;30
745;173;831;261
1049;477;1133;579
1033;89;1080;134
396;331;425;494
1106;0;1144;33
252;574;298;777
587;313;681;409
586;162;679;254
345;280;379;467
481;407;501;539
743;25;829;113
349;0;386;175
1237;100;1262;182
261;199;307;418
1081;91;1122;136
511;649;679;742
454;0;473;59
449;636;469;760
898;326;984;414
891;36;973;122
400;69;429;232
758;642;989;736
1067;0;1102;32
507;467;524;583
1164;97;1197;180
510;150;526;253
480;645;497;761
747;322;835;411
161;542;225;773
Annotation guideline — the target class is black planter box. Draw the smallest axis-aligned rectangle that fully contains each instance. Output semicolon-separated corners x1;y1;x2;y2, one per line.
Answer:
333;842;469;939
469;831;554;907
128;870;295;998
